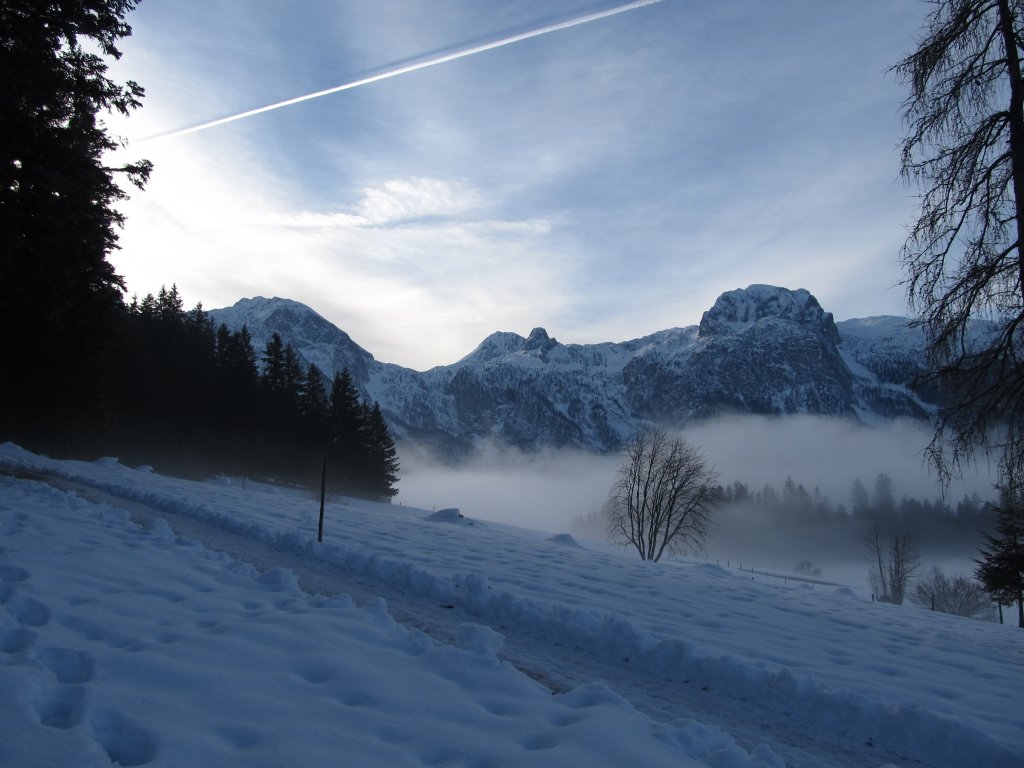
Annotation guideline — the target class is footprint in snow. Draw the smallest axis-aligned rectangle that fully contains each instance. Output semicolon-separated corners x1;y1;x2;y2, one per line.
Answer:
0;626;36;654
0;563;29;582
292;661;335;684
37;646;94;684
3;594;50;627
91;708;158;767
34;685;87;730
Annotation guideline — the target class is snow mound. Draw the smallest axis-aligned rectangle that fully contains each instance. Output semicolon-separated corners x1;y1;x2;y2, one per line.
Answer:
692;563;732;579
456;623;505;658
0;442;38;462
424;508;476;526
548;533;584;548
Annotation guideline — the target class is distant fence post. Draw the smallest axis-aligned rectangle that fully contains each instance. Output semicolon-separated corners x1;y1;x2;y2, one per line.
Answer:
317;455;327;543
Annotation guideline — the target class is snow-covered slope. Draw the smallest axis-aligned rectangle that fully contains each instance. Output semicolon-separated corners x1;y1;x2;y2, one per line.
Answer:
207;296;380;383
209;287;933;454
1;444;1020;768
836;316;932;421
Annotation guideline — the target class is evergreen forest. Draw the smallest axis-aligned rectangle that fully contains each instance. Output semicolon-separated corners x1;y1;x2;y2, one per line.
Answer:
6;283;400;501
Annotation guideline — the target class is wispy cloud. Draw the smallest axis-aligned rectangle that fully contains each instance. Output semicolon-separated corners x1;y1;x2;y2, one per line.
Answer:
105;0;927;369
136;0;665;143
271;177;485;228
111;133;575;368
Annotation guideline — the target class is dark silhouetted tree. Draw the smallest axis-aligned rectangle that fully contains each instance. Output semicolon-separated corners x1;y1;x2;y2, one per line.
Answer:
912;566;991;619
606;427;719;562
851;478;871;518
361;402;399;501
872;473;896;519
328;369;365;492
0;0;151;446
282;346;304;405
262;334;287;397
976;480;1024;626
866;523;921;604
895;1;1024;488
300;364;329;425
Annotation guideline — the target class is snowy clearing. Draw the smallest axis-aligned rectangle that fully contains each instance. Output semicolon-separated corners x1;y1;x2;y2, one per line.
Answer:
0;443;1020;768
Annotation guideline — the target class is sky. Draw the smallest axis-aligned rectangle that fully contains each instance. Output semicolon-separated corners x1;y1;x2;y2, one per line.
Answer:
105;0;928;371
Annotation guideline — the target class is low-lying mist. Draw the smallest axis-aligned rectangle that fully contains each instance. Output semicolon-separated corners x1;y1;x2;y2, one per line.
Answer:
398;416;997;531
679;414;997;503
396;416;999;592
396;441;620;533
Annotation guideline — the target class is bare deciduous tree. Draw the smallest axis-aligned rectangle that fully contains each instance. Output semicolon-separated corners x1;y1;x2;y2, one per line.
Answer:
911;566;992;618
606;428;719;562
794;560;823;578
866;523;921;604
894;1;1024;486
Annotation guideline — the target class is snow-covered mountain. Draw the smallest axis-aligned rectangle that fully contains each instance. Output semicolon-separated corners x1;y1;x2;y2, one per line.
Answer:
208;285;932;454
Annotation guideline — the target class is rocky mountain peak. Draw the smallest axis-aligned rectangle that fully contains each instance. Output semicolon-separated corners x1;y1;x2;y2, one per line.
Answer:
523;327;557;354
699;285;840;344
458;331;527;365
209;287;931;455
208;296;375;382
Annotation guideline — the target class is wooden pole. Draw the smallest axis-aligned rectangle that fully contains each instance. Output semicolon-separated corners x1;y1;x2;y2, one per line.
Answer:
317;455;327;543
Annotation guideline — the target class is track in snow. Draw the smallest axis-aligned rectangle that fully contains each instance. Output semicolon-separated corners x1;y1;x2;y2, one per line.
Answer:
26;471;922;768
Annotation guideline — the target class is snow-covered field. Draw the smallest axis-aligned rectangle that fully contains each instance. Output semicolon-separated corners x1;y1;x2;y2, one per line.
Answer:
0;443;1020;768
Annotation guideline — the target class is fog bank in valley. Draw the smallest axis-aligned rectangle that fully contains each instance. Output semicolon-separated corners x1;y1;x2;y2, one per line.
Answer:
396;441;620;534
679;415;997;504
397;416;999;541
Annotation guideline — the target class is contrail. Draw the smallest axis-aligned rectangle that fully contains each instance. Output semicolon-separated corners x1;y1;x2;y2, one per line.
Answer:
138;0;664;143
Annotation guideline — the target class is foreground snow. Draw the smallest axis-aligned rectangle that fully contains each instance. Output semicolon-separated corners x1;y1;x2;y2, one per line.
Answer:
0;444;1020;768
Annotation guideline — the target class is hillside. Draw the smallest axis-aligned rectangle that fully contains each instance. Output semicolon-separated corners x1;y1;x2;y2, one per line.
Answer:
1;444;1020;768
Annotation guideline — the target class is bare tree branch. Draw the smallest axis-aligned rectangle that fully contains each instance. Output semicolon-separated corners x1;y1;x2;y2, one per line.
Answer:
606;427;720;562
895;0;1024;487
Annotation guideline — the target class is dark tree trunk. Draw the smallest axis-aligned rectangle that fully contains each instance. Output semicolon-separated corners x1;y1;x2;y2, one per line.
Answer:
997;0;1024;300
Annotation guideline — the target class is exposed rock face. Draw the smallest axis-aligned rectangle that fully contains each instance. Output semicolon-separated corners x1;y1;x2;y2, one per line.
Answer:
209;286;934;455
698;285;841;345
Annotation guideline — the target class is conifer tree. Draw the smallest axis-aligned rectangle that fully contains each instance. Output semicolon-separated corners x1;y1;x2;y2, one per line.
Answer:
282;345;304;405
364;402;399;501
301;364;329;424
328;369;364;491
214;324;258;395
0;0;151;444
156;284;185;323
850;478;871;518
976;481;1024;627
262;334;286;396
234;326;258;382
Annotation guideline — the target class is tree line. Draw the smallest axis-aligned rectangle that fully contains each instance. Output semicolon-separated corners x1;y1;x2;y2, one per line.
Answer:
111;285;399;500
0;4;398;502
574;469;998;558
714;473;995;555
578;447;1023;624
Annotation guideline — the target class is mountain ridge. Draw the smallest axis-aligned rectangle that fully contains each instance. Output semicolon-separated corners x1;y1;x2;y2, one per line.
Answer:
208;285;932;455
